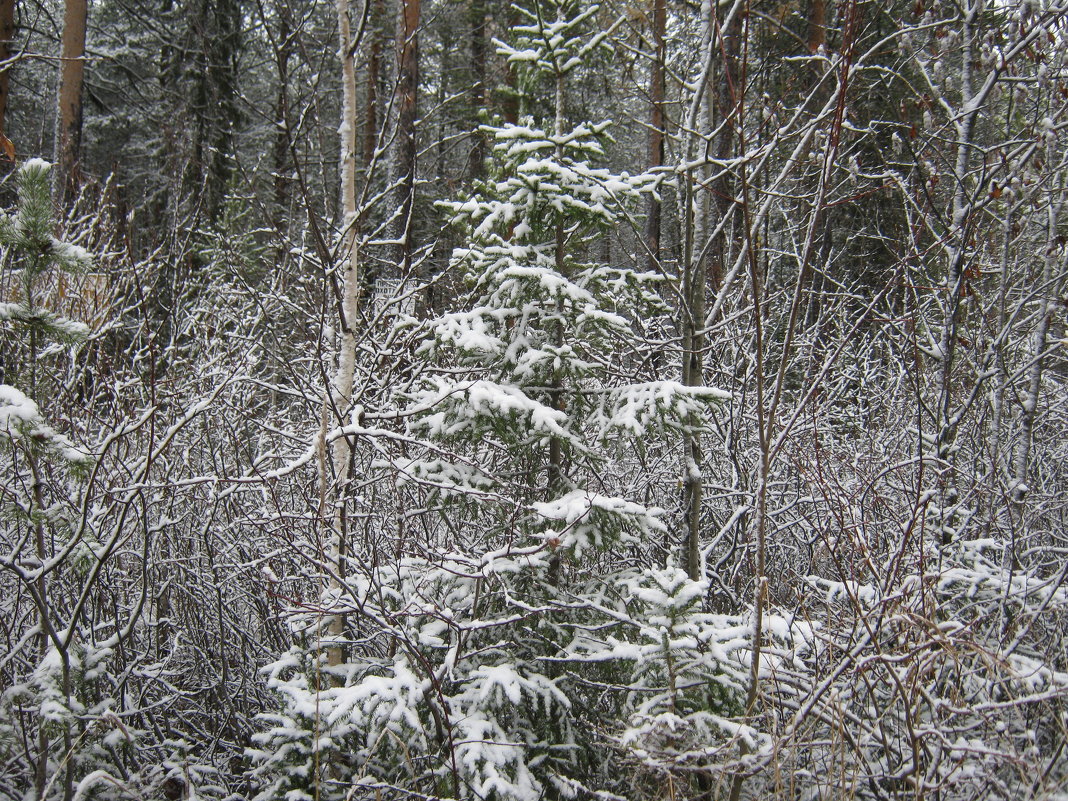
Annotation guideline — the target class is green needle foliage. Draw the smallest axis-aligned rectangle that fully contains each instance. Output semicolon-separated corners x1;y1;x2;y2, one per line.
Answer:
0;158;92;469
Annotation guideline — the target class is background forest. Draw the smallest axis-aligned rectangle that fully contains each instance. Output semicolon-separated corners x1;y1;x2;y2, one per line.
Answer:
1;0;1068;799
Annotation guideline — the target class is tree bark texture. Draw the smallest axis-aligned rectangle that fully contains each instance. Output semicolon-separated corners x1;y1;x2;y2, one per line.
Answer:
0;0;14;141
393;0;420;276
643;0;665;273
54;0;87;207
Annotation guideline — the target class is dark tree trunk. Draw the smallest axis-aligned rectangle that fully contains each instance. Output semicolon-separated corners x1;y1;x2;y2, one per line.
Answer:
271;0;292;228
643;0;665;273
0;0;15;191
500;1;518;125
709;12;742;294
392;0;420;277
807;0;827;53
466;0;487;180
363;0;382;172
0;0;14;142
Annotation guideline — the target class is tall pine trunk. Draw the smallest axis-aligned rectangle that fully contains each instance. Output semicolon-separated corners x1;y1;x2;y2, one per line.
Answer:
0;0;14;142
54;0;87;207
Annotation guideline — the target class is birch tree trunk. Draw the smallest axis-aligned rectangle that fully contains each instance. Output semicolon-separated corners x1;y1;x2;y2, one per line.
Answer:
322;0;364;668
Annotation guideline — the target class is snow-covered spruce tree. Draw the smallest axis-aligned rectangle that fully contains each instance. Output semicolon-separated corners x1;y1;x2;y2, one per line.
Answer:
247;3;806;800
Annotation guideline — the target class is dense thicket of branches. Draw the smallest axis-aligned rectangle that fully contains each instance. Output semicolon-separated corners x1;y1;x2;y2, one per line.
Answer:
1;0;1067;799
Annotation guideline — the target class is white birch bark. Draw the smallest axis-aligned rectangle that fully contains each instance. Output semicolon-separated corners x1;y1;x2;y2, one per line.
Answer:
319;0;363;665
